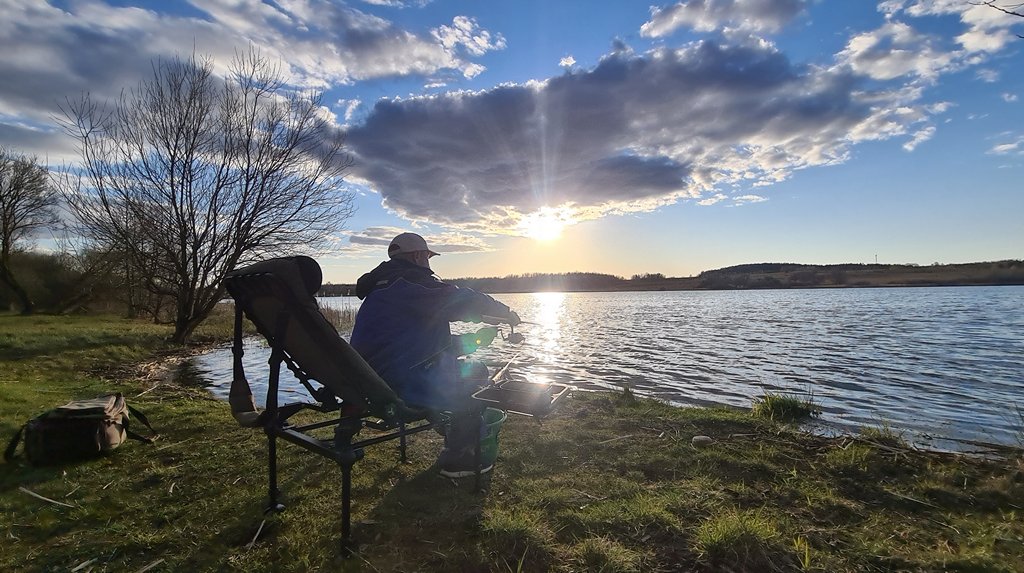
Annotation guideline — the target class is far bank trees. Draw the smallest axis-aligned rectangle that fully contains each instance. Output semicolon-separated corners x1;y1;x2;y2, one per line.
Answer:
0;148;58;314
59;49;354;342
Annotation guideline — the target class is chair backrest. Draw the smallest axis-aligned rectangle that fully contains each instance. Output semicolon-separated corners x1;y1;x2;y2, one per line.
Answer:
224;257;401;416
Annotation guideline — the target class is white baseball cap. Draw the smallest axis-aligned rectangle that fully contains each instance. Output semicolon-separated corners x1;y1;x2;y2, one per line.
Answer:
388;232;440;258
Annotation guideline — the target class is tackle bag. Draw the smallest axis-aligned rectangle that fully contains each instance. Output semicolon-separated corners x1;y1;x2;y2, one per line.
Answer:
4;393;158;465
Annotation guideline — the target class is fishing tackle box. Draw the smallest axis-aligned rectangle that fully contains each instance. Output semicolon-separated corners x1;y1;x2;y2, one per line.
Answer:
472;379;570;417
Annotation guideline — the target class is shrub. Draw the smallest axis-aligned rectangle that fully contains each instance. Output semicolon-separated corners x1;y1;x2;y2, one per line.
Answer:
751;392;819;422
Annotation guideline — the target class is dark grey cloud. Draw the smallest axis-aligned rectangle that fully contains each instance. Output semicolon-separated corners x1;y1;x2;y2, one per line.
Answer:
0;3;164;130
0;0;502;154
348;231;395;247
346;226;488;254
0;124;78;163
346;38;885;229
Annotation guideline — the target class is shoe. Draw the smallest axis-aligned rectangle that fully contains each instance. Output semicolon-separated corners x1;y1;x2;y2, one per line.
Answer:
439;462;493;479
438;447;494;478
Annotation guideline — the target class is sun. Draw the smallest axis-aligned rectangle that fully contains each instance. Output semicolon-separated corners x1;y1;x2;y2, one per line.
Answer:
517;207;576;242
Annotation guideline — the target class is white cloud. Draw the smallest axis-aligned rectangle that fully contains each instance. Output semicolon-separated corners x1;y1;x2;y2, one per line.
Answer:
733;194;767;204
926;101;953;114
560;55;576;68
889;0;1022;54
698;193;728;206
361;0;433;7
335;98;364;124
989;142;1018;154
902;126;935;151
1002;93;1019;103
641;0;808;37
837;21;954;81
431;16;507;58
989;135;1023;155
957;27;1015;53
877;0;905;15
976;69;1000;82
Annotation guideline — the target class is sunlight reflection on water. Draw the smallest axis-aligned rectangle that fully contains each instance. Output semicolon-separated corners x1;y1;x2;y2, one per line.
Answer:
190;285;1024;449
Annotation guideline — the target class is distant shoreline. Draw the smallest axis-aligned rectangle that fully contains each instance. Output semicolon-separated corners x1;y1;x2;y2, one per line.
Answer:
318;260;1024;296
318;282;1023;297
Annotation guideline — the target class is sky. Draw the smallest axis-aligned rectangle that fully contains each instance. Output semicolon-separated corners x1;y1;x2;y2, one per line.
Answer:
1;0;1022;283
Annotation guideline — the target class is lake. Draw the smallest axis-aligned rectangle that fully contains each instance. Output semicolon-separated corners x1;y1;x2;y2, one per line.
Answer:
189;285;1024;450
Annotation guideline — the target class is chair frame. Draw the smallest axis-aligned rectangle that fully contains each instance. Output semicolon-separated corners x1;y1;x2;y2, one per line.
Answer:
226;269;443;550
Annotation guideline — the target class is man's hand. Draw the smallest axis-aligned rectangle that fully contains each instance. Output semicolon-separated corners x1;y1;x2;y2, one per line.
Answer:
507;311;522;327
455;327;498;355
476;326;498;346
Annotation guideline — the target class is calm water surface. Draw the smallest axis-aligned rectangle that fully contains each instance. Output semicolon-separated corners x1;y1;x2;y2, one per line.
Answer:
191;286;1024;449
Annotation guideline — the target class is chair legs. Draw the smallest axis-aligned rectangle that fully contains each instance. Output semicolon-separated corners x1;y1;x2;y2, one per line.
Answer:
474;413;483;491
339;461;355;554
266;432;285;514
399;420;408;463
261;412;442;553
334;417;364;551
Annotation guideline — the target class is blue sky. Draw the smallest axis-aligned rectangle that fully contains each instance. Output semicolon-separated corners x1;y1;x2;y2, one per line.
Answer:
1;0;1021;283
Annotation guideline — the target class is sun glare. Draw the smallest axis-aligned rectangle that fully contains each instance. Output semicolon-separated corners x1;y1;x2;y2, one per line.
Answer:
518;207;576;242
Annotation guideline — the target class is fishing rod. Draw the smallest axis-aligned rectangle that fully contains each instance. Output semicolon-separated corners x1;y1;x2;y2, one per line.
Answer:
481;315;539;326
409;318;527;370
490;353;520;383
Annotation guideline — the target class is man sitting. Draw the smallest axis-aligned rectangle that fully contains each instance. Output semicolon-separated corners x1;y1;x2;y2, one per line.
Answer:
350;232;520;477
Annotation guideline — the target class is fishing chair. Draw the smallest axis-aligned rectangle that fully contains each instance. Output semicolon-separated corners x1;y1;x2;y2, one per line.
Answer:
223;256;442;549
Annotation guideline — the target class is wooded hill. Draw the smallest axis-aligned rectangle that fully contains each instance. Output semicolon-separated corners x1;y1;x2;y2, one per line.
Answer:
317;260;1024;296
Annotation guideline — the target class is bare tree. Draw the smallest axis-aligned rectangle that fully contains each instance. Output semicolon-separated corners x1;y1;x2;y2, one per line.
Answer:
58;49;355;342
0;148;58;314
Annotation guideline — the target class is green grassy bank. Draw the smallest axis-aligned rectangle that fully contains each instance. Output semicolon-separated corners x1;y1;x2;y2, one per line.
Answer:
2;314;1022;572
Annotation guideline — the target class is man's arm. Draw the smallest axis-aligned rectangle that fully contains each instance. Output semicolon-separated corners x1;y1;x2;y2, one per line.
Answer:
443;286;520;325
405;279;518;324
390;273;520;325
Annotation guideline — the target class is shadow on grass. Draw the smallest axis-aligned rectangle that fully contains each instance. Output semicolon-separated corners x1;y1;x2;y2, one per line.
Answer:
357;470;498;571
0;460;78;494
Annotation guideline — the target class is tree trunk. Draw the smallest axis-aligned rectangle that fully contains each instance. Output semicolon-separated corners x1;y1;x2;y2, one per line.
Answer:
171;314;203;344
0;263;34;315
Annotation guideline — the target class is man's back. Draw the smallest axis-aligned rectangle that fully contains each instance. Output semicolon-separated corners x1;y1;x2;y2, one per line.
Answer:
350;258;513;408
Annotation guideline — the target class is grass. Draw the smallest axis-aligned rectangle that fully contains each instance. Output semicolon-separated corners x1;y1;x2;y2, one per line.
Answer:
859;421;908;448
751;392;820;422
694;510;792;571
2;313;1023;572
318;304;357;330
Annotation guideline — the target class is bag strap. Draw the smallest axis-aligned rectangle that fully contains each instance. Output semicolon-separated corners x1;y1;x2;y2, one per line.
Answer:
124;404;159;443
229;302;262;427
4;425;25;462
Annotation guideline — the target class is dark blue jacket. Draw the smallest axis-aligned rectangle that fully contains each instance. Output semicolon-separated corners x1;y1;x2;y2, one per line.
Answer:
349;258;512;408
